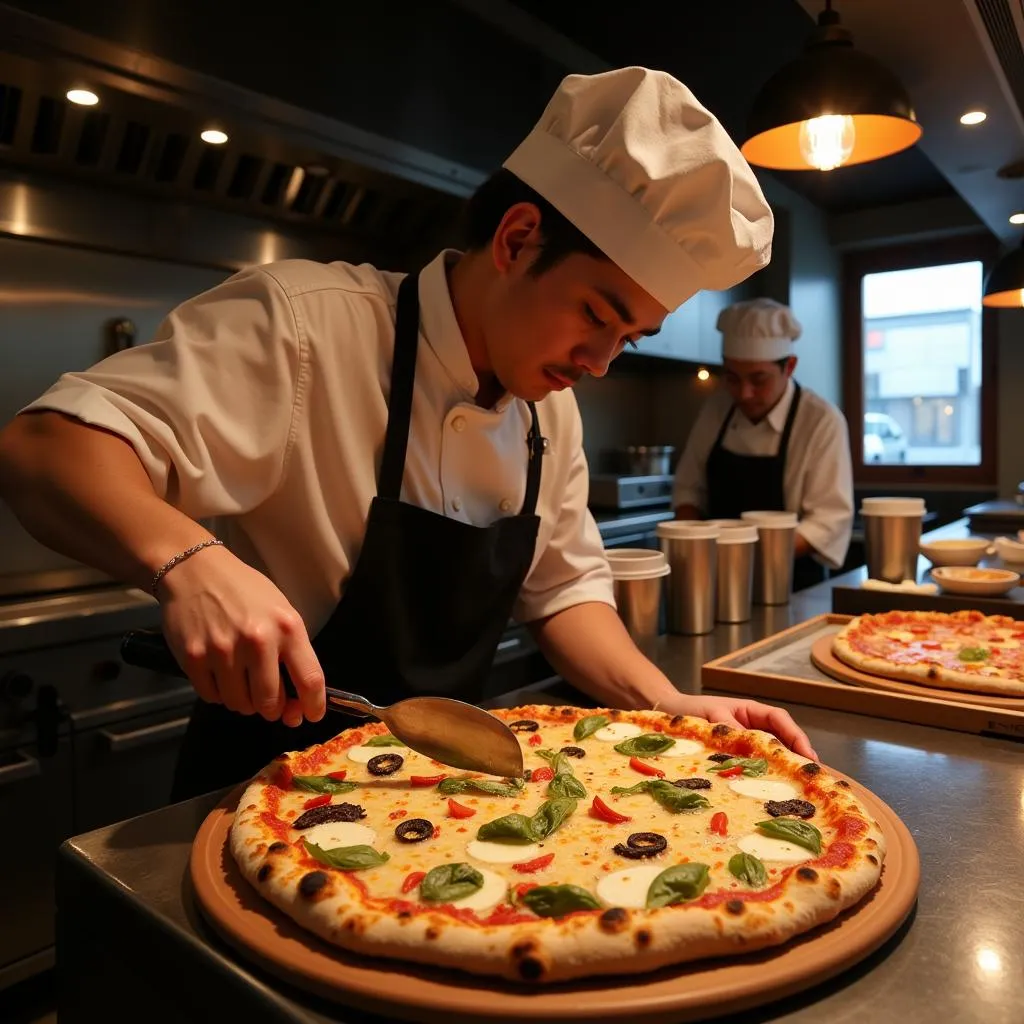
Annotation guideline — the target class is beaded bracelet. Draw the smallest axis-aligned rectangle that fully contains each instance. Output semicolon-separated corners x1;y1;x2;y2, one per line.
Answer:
150;539;224;595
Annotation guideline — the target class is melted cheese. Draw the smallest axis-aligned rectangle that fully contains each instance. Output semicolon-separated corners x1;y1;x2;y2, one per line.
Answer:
991;640;1020;650
297;821;377;850
446;866;509;911
593;722;643;742
595;864;665;909
466;840;544;864
886;630;915;642
727;778;798;801
736;834;812;864
347;745;394;764
657;738;705;757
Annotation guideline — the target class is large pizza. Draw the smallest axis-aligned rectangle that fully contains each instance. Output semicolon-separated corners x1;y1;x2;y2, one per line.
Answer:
229;705;885;984
833;610;1024;696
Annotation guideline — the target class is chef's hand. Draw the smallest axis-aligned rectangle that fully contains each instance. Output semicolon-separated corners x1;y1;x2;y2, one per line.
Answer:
663;694;819;761
156;543;326;727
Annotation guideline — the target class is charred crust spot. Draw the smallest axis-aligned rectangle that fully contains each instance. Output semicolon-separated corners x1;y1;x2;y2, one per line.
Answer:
835;780;850;789
298;871;329;899
669;715;685;728
724;900;745;916
608;708;623;720
796;867;819;882
768;738;783;747
634;928;652;949
827;878;842;900
927;666;939;679
558;707;575;718
245;802;257;811
267;841;288;853
867;854;879;865
517;957;545;981
425;926;441;940
599;908;630;934
800;763;822;776
711;724;732;737
257;864;272;883
865;838;878;848
511;940;538;959
397;909;413;920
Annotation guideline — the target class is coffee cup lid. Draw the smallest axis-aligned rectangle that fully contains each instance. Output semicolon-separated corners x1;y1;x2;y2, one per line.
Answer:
606;548;672;579
713;524;759;544
655;521;720;540
741;510;798;528
861;497;926;516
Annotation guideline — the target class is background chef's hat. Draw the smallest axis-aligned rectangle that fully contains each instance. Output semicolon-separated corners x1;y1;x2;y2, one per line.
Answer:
502;67;774;312
718;298;802;361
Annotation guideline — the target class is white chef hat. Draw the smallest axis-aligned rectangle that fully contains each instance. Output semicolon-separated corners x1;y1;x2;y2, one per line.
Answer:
503;67;774;313
718;298;802;361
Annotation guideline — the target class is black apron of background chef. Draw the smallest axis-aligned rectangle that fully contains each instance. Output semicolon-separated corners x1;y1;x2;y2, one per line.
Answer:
705;382;825;593
170;272;545;802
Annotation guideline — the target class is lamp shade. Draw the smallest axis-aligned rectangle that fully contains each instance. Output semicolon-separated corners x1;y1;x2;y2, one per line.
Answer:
982;239;1024;309
742;8;921;171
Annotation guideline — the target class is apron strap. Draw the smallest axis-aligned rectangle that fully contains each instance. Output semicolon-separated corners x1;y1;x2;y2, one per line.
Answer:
710;404;736;453
521;402;543;516
378;274;421;502
777;381;803;460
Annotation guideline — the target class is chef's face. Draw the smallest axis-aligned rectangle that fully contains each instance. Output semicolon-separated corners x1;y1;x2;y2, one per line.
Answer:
482;205;668;401
722;356;796;423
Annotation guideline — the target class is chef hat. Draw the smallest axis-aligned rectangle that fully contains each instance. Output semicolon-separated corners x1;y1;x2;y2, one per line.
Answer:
502;67;774;312
718;298;802;361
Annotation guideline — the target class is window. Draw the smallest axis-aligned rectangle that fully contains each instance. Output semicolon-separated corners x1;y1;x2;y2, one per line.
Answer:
842;237;999;485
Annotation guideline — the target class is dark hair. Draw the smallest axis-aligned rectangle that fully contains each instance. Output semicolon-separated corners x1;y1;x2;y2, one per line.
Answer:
460;168;606;276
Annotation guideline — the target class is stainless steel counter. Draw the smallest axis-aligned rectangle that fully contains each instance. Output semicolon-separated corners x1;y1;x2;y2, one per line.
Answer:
56;534;1024;1024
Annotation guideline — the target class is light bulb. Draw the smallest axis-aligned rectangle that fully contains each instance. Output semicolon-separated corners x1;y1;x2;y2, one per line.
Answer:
697;368;710;382
799;114;855;171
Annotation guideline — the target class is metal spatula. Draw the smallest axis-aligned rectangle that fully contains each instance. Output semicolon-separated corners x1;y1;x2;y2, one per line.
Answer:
120;629;524;779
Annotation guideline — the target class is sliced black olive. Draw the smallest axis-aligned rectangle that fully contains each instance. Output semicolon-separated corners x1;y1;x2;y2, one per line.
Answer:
673;777;712;790
613;831;667;859
395;817;434;843
764;799;816;819
509;719;539;733
707;752;733;763
559;746;586;758
366;753;404;776
292;802;367;829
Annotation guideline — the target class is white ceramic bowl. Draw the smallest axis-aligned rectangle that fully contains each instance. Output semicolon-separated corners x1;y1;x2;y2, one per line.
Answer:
994;535;1024;566
919;537;991;567
930;566;1021;597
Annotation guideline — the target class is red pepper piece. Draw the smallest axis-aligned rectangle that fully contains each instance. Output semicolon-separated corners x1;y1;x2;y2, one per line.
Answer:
512;853;555;873
326;770;347;781
590;795;632;824
447;799;476;819
410;774;447;787
401;871;426;894
515;882;539;900
629;756;665;777
531;767;555;783
710;811;728;836
528;734;543;747
303;794;332;810
717;764;745;778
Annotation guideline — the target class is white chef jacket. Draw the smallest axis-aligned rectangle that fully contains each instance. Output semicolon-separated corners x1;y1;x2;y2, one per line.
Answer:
672;379;853;568
23;250;615;633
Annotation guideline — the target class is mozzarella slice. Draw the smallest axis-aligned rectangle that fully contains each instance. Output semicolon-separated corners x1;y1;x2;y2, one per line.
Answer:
466;840;544;864
593;722;643;742
595;864;666;909
657;738;705;757
737;833;812;864
446;866;509;911
887;630;914;642
727;778;799;801
296;821;377;849
991;640;1020;650
347;745;400;763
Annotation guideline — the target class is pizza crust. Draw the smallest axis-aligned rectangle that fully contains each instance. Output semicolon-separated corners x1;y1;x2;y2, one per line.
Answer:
229;705;886;983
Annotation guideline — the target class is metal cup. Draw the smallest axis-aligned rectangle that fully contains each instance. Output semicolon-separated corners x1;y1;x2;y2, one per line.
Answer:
606;548;670;641
741;511;798;605
861;498;925;583
656;522;720;635
714;524;758;623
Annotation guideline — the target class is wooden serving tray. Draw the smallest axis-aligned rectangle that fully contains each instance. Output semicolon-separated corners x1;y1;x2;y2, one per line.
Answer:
702;614;1024;742
190;780;918;1024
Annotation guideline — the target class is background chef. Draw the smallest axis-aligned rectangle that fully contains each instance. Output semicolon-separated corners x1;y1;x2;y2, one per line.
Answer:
673;298;854;589
0;68;817;799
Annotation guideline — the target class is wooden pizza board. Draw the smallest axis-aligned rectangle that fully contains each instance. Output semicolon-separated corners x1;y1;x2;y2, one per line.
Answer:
810;634;1024;709
189;779;919;1024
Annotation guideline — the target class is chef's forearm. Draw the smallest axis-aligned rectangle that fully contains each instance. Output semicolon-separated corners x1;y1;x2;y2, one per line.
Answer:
0;411;212;590
528;601;680;709
794;532;812;559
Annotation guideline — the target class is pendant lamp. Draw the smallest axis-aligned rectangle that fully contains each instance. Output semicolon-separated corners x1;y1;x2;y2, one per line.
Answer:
982;239;1024;308
742;0;922;172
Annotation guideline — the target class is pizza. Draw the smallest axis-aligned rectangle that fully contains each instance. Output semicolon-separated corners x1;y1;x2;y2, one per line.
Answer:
833;610;1024;696
228;704;885;984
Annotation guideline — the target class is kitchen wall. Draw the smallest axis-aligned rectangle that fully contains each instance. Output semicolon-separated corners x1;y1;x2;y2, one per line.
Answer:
997;310;1024;497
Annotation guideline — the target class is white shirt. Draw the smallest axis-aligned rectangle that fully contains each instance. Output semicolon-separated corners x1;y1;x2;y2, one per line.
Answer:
23;251;615;632
671;379;853;567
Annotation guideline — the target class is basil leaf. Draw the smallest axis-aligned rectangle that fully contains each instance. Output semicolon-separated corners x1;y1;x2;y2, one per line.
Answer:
613;733;676;757
756;818;822;856
707;757;768;777
646;863;711;908
521;884;601;918
476;812;539;843
419;862;485;903
728;852;767;888
531;797;577;838
611;780;654;796
548;773;587;799
437;776;523;797
292;775;359;795
611;779;710;813
302;841;389;871
958;646;990;663
536;749;571;776
364;735;406;747
573;715;610;742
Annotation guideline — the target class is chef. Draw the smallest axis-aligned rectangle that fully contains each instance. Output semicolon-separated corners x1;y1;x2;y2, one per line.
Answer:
0;67;817;800
672;298;854;588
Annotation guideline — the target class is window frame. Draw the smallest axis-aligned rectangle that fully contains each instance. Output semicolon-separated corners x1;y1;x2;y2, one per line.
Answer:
842;234;1000;486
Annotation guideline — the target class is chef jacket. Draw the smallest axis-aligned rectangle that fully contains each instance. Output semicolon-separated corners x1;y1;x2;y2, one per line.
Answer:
672;379;854;567
23;250;615;633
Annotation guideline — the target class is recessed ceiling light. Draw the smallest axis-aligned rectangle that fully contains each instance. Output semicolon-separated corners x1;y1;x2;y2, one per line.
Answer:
66;89;99;106
696;368;711;382
200;128;228;145
959;110;987;126
1009;212;1024;225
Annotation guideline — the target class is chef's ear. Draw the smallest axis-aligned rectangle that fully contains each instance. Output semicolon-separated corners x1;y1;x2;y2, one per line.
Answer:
491;203;544;273
782;355;798;377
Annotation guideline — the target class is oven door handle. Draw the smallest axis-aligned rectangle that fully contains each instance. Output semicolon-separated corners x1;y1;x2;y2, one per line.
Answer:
99;717;190;754
0;749;41;786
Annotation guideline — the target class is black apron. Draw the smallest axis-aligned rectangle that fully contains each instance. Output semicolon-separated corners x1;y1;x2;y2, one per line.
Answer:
705;382;825;592
170;272;544;802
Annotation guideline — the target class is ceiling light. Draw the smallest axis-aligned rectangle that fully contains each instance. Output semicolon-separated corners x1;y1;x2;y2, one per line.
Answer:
959;110;987;126
200;128;228;145
982;239;1024;309
741;0;921;172
1009;212;1024;226
66;89;99;106
696;368;711;382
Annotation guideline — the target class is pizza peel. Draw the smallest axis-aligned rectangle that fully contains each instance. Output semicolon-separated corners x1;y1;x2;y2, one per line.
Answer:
120;628;525;778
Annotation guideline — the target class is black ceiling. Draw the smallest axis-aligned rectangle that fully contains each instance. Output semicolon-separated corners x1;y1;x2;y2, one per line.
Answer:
507;0;957;215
